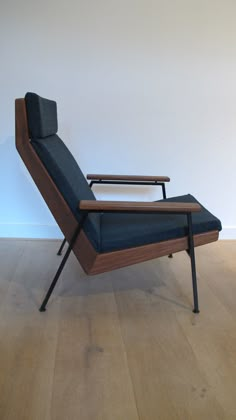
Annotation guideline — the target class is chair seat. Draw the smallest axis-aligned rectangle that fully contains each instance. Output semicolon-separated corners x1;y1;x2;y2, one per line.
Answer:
99;194;222;253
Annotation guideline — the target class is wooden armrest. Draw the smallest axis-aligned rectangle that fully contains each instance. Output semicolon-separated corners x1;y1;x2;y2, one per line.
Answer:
79;200;201;213
87;174;170;182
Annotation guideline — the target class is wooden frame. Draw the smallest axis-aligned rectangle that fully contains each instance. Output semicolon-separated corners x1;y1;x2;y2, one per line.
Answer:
79;200;201;213
87;174;170;182
15;98;219;277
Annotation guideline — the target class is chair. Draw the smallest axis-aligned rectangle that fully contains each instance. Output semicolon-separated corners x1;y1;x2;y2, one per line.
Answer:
15;92;222;313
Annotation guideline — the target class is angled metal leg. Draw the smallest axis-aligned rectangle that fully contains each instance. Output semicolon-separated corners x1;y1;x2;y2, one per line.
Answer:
161;183;167;200
57;238;67;255
39;242;73;312
187;213;200;313
39;214;87;312
160;182;173;258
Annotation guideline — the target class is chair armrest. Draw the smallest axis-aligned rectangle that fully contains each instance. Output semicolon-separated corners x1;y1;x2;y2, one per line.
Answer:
87;174;170;182
79;200;201;214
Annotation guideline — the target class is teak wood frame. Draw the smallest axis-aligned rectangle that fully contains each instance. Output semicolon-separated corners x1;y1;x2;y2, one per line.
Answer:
15;98;219;312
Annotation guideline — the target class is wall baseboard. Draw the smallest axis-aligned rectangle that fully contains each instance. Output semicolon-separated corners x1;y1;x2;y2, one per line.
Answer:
220;227;236;240
0;224;63;239
0;224;235;240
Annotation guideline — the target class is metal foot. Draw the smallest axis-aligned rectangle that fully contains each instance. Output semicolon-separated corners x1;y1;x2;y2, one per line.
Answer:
193;308;200;314
57;238;67;255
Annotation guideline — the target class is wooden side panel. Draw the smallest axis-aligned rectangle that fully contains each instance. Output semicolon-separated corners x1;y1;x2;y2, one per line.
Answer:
88;231;219;275
15;99;95;273
15;99;76;236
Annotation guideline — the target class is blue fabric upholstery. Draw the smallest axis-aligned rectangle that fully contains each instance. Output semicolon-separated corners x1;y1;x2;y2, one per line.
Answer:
99;194;222;253
25;93;101;250
25;92;221;255
25;92;58;139
31;135;101;249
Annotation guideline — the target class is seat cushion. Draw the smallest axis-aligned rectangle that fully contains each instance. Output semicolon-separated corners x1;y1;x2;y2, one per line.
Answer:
99;194;222;253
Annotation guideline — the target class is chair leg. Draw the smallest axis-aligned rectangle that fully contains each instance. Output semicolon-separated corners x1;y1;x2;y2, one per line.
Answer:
39;242;73;311
161;183;173;258
161;183;166;200
39;214;88;312
57;238;67;255
187;213;200;313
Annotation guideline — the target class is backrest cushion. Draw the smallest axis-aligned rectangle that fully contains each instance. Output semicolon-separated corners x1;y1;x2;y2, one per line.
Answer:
25;92;101;251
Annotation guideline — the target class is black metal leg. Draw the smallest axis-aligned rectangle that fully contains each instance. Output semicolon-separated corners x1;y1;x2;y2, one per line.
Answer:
39;242;73;312
39;214;87;312
160;183;172;258
161;183;167;200
57;238;67;255
187;213;200;313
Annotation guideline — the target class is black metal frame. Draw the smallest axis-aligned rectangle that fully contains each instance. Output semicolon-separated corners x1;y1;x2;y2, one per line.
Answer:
89;179;167;199
56;179;167;255
39;213;88;311
39;208;199;314
57;238;67;256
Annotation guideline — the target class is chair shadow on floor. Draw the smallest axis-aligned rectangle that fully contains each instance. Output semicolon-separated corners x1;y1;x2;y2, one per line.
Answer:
51;246;191;311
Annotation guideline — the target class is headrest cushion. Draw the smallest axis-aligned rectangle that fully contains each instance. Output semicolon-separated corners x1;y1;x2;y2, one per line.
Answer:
25;92;58;139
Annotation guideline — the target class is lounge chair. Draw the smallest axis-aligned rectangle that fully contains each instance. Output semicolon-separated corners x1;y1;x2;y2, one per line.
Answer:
15;92;222;312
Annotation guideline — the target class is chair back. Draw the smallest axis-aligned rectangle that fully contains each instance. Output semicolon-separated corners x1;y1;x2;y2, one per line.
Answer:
15;93;100;272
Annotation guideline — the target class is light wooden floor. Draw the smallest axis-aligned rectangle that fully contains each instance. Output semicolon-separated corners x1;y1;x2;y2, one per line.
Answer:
0;239;236;420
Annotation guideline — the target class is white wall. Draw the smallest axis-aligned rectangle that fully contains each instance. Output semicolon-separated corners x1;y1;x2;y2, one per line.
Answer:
1;0;236;238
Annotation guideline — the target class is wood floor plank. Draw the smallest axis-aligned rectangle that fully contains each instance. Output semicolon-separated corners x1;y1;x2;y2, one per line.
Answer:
111;262;225;420
196;241;236;316
0;240;61;420
0;239;24;307
0;239;236;419
50;255;139;420
172;242;236;418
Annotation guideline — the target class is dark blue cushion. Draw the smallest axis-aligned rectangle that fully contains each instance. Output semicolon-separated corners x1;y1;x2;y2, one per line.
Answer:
99;194;222;252
25;93;221;255
25;92;58;139
31;135;101;250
